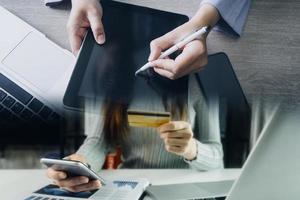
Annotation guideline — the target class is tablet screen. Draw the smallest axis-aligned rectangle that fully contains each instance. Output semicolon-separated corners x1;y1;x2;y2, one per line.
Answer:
63;1;189;110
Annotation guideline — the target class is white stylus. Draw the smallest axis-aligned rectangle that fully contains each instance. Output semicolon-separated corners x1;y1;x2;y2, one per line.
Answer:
135;26;210;76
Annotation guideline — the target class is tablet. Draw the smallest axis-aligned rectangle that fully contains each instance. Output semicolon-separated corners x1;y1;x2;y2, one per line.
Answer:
63;0;189;111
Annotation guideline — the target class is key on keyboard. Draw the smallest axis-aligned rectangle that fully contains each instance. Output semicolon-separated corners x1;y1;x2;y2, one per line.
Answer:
0;89;7;101
11;102;24;114
21;108;34;120
28;98;44;113
2;96;16;108
39;106;52;119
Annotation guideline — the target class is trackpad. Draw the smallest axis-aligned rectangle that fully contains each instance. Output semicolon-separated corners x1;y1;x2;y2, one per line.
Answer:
2;32;70;92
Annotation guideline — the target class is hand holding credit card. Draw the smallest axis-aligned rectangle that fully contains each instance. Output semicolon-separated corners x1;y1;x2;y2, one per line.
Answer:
127;110;171;128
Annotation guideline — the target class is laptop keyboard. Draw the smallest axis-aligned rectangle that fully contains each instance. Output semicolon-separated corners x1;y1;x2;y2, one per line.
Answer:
0;73;60;124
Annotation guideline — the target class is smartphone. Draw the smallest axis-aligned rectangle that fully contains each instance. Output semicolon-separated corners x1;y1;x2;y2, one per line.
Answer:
41;158;106;184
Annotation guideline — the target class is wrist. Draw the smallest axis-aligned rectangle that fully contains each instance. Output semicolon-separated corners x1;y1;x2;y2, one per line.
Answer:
189;4;220;31
183;138;198;161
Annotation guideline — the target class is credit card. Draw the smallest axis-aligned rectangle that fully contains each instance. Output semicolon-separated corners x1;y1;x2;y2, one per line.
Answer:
127;110;171;128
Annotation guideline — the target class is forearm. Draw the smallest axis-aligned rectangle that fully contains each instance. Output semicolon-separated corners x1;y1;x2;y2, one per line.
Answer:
77;136;108;173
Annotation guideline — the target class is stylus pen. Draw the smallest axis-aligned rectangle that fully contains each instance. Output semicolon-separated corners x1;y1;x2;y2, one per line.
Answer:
135;26;210;76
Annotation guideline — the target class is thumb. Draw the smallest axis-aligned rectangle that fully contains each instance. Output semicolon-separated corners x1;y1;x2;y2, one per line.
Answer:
148;34;175;61
87;11;105;44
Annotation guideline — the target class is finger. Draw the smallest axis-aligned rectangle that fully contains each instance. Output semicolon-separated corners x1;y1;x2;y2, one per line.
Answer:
87;10;105;44
57;176;89;188
188;56;208;74
67;26;87;55
158;121;189;133
65;154;87;163
153;67;175;80
190;54;208;73
165;145;184;154
151;58;185;80
152;58;176;72
152;40;206;79
165;138;189;146
172;40;206;74
67;180;101;193
148;34;175;61
47;168;67;181
69;34;82;55
160;129;192;139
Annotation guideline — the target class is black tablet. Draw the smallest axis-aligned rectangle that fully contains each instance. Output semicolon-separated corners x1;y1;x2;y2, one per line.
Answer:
63;0;189;111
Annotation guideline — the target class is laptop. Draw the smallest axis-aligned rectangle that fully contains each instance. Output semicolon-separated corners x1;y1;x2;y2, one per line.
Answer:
0;6;74;124
225;109;300;199
146;109;300;200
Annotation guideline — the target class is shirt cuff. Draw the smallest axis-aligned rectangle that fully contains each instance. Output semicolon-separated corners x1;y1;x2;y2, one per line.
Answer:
184;140;224;170
200;0;251;37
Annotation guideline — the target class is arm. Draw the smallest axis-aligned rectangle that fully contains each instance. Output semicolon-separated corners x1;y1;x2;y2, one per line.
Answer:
149;0;251;79
46;101;109;193
200;0;251;36
76;101;110;173
157;77;223;171
185;99;224;170
185;75;224;170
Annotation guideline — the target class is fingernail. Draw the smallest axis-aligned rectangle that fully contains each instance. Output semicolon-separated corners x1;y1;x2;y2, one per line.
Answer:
97;34;105;44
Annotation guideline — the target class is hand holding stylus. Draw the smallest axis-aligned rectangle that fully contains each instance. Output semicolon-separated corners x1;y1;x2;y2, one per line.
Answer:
135;26;209;76
146;4;220;80
146;23;209;80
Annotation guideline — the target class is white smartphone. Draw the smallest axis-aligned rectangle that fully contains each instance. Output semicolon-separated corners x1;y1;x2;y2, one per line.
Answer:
41;158;106;184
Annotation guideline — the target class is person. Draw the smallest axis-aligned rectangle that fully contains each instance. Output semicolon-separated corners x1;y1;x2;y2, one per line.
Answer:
66;0;250;79
48;69;223;193
47;0;251;193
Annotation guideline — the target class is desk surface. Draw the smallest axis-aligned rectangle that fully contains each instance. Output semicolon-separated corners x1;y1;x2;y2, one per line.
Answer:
1;0;300;109
0;169;240;199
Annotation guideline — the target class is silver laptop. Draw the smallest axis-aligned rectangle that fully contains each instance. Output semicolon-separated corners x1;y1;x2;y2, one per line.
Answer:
0;6;74;123
226;110;300;199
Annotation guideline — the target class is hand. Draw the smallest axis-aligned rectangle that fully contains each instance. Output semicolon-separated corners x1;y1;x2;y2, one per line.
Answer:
46;154;101;192
148;4;220;80
67;0;105;55
158;121;197;160
149;22;208;80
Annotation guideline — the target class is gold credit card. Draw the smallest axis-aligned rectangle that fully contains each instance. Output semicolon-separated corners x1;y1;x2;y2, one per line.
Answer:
127;110;171;128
